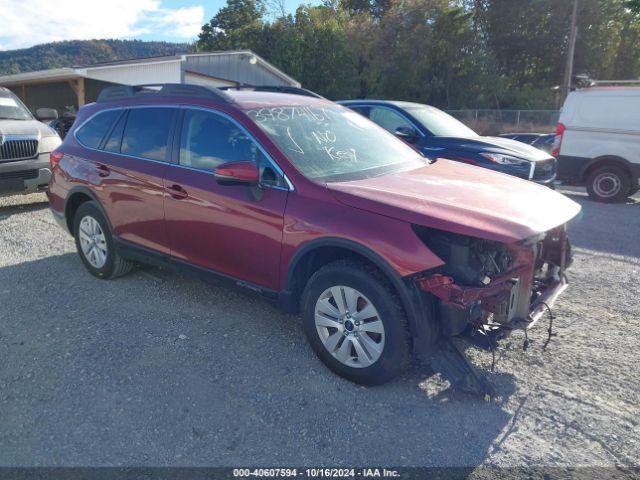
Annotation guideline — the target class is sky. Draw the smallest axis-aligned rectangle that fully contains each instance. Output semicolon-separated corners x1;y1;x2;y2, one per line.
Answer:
0;0;313;51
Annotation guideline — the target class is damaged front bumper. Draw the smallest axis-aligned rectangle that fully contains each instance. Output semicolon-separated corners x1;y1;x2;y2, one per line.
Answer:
416;226;572;342
412;227;572;398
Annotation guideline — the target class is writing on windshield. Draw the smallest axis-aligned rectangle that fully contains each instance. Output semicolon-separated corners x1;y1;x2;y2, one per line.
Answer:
245;105;424;181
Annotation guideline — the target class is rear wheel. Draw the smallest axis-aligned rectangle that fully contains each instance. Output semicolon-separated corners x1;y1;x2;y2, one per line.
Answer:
73;201;133;279
586;165;631;202
301;260;411;385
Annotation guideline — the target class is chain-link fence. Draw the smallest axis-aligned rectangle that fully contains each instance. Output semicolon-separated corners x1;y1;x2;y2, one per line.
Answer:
445;109;560;135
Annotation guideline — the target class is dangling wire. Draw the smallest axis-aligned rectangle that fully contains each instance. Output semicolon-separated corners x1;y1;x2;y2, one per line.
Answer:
523;325;530;351
490;343;496;372
541;302;556;351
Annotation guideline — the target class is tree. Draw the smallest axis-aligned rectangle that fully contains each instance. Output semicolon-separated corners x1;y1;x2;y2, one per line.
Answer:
194;0;640;107
278;5;359;98
196;0;266;51
339;0;394;19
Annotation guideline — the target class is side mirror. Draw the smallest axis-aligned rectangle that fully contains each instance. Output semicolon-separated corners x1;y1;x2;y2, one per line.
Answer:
395;126;419;143
214;161;259;186
36;108;58;121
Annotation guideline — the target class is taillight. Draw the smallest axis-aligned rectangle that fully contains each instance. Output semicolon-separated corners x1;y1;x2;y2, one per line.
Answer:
551;122;565;157
50;150;64;170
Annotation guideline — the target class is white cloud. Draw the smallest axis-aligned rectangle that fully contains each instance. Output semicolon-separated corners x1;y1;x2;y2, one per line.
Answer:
148;6;205;37
0;0;204;50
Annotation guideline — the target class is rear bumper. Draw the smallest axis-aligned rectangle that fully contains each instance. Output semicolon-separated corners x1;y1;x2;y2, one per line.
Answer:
50;207;69;234
0;154;51;196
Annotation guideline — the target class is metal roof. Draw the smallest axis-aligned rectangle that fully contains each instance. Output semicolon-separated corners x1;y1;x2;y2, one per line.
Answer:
0;67;81;85
73;55;183;69
0;50;299;87
183;51;300;87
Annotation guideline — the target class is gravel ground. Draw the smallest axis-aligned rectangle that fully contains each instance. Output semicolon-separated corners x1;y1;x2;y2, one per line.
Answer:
0;188;638;470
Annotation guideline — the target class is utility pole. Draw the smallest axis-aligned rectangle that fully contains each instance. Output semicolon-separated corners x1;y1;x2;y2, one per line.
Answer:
562;0;579;99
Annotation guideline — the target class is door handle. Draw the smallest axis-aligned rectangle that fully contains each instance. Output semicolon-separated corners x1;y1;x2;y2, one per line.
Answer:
96;164;110;177
167;183;188;199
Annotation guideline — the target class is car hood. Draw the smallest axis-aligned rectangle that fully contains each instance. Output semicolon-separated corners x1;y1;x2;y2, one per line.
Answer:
327;159;581;244
435;135;552;161
0;119;58;138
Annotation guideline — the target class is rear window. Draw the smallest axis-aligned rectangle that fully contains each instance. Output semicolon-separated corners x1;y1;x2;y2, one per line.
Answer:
121;108;176;161
103;112;127;153
75;110;121;149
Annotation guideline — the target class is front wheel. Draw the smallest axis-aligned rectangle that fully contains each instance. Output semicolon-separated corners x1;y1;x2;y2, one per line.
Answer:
586;165;631;202
301;260;411;385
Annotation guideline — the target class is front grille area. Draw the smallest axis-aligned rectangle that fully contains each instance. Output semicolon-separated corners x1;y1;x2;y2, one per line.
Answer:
532;158;556;180
0;169;38;180
0;138;39;161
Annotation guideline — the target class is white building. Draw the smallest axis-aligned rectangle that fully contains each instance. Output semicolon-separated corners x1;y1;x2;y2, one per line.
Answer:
0;51;300;112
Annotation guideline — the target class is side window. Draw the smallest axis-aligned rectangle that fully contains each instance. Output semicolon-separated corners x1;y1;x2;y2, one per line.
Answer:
179;109;287;188
179;109;260;171
121;108;176;161
75;110;121;149
103;111;127;153
369;107;413;134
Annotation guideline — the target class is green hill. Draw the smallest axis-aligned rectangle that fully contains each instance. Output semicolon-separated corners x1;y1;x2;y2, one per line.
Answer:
0;39;192;75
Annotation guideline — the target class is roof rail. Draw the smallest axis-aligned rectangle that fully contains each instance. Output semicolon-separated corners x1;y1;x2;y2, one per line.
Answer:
96;83;234;103
220;84;324;99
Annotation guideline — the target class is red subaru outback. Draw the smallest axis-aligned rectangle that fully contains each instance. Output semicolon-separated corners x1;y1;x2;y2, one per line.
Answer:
48;84;580;390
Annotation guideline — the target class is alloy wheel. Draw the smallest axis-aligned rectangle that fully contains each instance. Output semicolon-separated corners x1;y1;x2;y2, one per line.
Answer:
78;215;108;269
314;286;385;368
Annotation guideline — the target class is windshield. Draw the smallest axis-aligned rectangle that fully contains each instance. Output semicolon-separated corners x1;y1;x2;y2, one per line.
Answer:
0;91;32;120
245;104;426;182
406;105;478;138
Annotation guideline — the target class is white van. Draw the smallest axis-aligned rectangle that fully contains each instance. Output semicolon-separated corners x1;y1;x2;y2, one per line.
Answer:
554;86;640;202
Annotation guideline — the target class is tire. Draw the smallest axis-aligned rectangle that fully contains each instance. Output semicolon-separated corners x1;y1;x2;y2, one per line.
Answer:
301;259;411;385
73;201;133;279
586;165;631;202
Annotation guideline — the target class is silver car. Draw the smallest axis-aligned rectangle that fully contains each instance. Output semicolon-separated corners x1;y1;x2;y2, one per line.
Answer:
0;87;61;196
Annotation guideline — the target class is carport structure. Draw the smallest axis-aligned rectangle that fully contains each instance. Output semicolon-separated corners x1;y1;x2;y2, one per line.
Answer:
0;51;300;113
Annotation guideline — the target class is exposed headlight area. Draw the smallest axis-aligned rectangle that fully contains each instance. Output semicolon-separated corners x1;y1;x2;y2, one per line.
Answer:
411;226;514;287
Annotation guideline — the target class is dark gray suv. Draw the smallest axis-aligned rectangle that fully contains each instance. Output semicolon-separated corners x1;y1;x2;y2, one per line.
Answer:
0;87;61;196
